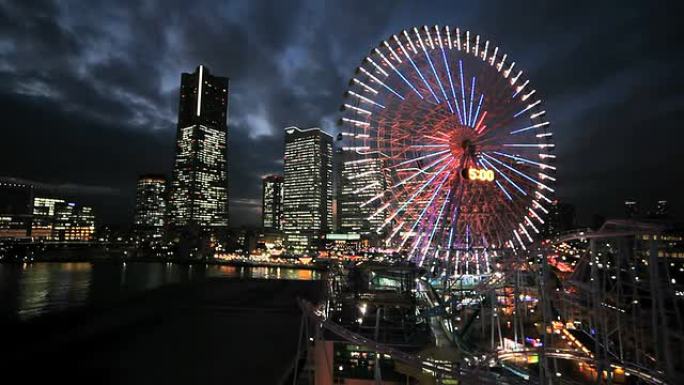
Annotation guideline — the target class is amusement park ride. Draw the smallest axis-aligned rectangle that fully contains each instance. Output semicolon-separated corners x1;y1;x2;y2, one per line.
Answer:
292;25;683;385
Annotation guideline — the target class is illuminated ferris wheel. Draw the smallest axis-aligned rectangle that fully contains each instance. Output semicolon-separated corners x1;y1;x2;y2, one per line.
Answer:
340;25;555;268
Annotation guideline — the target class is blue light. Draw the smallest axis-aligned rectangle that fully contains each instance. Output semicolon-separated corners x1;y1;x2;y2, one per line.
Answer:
480;157;527;196
468;76;476;126
407;53;440;103
459;60;467;122
472;94;484;128
441;46;463;124
424;45;453;114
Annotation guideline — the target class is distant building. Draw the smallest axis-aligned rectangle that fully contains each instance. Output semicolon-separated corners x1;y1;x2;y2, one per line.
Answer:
52;201;95;241
169;65;229;231
32;197;65;239
31;197;95;241
134;175;167;232
654;200;670;218
262;175;284;230
543;200;576;236
625;200;639;218
337;149;387;236
282;127;333;252
0;181;33;239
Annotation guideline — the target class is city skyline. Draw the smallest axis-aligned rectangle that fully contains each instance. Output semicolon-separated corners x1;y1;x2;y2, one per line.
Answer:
0;1;682;227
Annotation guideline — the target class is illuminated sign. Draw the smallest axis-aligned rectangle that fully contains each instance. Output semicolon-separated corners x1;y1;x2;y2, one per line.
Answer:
461;167;495;182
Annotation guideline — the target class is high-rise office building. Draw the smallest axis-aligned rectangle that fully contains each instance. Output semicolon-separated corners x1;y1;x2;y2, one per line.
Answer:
169;65;229;230
262;175;284;230
52;202;95;241
0;181;33;238
134;175;167;233
543;200;576;236
32;197;65;239
282;127;333;251
338;150;387;235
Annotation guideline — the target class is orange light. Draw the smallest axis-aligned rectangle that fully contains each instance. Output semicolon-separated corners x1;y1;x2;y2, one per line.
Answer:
464;167;495;182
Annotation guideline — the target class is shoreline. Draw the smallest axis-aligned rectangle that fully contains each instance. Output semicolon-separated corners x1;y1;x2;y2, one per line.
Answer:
0;257;326;271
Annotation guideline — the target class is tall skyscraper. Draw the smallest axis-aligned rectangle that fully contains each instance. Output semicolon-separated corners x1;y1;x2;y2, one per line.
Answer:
262;175;284;230
338;150;387;235
134;175;167;231
169;65;229;230
282;127;333;251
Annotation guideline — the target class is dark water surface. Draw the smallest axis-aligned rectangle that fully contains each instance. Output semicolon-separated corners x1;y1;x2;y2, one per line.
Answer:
0;261;320;321
1;262;324;384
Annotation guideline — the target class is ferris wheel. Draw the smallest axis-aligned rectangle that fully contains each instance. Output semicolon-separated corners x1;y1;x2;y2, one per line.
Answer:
340;25;555;268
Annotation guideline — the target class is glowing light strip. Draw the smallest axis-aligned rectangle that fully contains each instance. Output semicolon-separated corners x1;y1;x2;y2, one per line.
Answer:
530;110;546;119
196;65;203;116
353;182;380;194
459;60;467;122
482;40;489;61
421;29;453;113
513;100;541;118
509;121;550;135
533;200;549;214
529;208;545;224
441;43;463;123
348;90;385;109
522;89;536;101
496;180;513;201
388;37;425;99
535;191;552;204
392;150;450;168
471;94;484;128
419;188;452;266
512;79;529;98
411;144;449;148
365;57;389;77
519;223;533;242
383;40;402;63
379;159;454;230
482;153;555;192
405;28;440;103
392;154;451;187
352;78;379;94
400;170;452;247
489;46;498;65
341;117;370;127
359;67;405;100
503;143;555;148
480;157;527;196
446;26;452;49
343;104;371;116
475;111;488;132
510;70;522;85
424;26;435;49
360;192;384;208
456;28;461;51
525;216;540;233
513;229;526;249
468;76;476;126
491;151;556;170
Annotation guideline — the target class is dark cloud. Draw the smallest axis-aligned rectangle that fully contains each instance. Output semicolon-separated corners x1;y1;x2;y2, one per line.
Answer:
0;0;682;226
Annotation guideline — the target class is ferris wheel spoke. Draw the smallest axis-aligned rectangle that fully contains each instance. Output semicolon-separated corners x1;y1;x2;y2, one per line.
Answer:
420;27;454;114
358;67;405;100
481;152;554;193
399;171;453;248
437;27;463;123
376;158;454;231
392;153;452;187
509;121;550;135
373;45;423;100
479;156;528;196
390;149;450;169
471;93;485;128
467;76;476;126
418;187;452;266
458;60;468;123
489;151;556;170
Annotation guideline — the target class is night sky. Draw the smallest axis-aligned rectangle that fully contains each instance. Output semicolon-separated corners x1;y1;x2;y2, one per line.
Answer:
0;0;682;227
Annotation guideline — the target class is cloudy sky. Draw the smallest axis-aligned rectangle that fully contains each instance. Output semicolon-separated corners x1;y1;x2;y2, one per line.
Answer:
0;0;682;226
